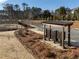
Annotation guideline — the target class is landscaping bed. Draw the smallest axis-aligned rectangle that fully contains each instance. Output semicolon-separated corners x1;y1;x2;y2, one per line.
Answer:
15;29;79;59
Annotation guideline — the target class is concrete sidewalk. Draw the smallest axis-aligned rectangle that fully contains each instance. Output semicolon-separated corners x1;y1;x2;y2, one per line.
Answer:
0;31;35;59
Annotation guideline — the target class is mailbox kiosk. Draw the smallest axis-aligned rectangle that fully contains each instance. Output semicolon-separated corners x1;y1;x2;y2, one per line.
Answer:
43;21;73;48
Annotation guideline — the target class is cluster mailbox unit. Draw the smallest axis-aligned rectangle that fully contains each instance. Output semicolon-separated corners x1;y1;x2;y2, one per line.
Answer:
43;21;73;48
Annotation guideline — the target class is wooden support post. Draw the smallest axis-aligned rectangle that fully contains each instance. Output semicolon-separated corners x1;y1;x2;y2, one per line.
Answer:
44;24;46;40
49;25;51;41
55;30;58;42
62;27;65;48
68;25;71;46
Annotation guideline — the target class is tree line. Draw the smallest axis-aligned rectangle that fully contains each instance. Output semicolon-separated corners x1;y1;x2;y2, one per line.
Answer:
2;3;79;21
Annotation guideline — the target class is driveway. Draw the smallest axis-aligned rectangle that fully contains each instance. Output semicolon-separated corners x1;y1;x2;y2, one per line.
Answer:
0;31;35;59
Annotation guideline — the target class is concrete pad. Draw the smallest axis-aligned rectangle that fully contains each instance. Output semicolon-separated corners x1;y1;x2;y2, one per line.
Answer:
0;31;35;59
28;28;44;35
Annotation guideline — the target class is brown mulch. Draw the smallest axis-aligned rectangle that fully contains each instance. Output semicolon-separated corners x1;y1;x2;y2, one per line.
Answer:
72;21;79;28
15;29;79;59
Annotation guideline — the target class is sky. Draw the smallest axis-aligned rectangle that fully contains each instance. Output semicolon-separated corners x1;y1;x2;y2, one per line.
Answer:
0;0;79;11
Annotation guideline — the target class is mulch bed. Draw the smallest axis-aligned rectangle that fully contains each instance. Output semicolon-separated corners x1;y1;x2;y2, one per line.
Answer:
15;29;79;59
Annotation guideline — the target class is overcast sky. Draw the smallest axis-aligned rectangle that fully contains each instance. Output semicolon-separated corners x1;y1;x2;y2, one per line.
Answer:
0;0;79;11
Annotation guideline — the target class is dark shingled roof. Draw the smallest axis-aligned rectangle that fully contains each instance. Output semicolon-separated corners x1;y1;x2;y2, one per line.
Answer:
43;20;73;26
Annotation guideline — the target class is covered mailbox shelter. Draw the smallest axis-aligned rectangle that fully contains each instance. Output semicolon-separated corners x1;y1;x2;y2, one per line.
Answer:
43;21;73;48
